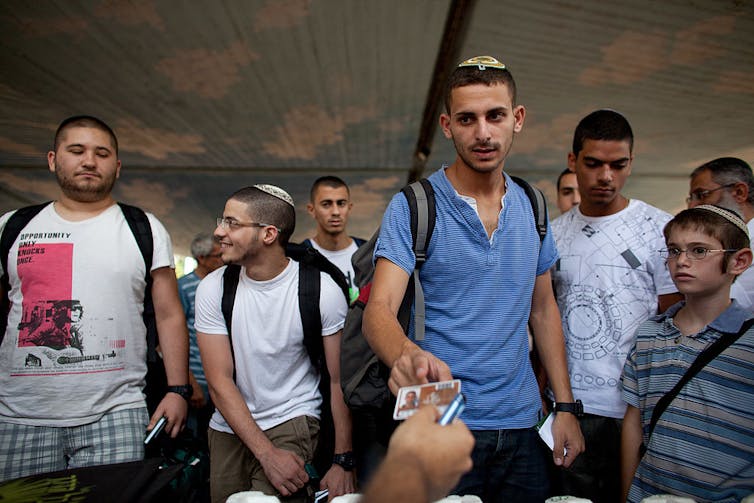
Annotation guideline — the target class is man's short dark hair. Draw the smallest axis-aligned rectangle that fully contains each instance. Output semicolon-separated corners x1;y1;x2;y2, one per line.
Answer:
229;186;296;248
310;176;350;201
690;157;754;205
556;168;573;191
572;110;633;157
443;64;517;113
54;115;118;154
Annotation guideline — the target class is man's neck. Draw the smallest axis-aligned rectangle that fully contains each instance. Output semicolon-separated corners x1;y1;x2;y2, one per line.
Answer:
313;232;352;252
578;195;630;218
53;194;116;222
445;160;506;199
741;204;754;224
243;250;289;281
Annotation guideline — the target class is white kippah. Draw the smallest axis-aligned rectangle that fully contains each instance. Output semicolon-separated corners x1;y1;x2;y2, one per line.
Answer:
253;184;294;207
695;204;750;238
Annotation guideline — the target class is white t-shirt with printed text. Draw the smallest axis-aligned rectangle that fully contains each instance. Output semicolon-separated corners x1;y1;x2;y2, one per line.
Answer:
0;203;174;426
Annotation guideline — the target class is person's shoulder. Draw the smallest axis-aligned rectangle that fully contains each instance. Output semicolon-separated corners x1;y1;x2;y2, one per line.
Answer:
197;266;227;293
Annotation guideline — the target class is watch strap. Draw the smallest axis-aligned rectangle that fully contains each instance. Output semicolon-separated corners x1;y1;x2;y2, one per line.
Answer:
554;399;583;417
166;384;193;401
332;451;355;471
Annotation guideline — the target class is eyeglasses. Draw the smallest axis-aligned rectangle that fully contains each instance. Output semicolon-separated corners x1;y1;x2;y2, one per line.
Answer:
686;183;736;204
660;247;738;261
216;217;276;231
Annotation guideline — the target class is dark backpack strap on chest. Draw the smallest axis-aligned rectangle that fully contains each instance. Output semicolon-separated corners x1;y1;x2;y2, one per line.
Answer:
298;261;324;367
118;203;157;362
641;317;754;456
221;264;242;381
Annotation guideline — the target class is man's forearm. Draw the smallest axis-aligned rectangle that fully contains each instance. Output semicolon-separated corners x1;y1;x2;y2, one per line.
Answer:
530;301;573;402
363;300;416;366
158;315;190;386
209;376;275;458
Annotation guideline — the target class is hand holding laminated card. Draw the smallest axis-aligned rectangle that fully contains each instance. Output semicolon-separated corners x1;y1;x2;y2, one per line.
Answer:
393;379;461;420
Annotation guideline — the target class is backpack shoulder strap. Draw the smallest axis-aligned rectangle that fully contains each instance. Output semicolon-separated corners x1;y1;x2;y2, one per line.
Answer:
643;317;754;452
118;203;153;274
0;202;51;344
221;264;242;380
400;179;436;341
288;243;350;305
1;203;51;280
510;176;547;243
117;203;158;360
298;261;324;368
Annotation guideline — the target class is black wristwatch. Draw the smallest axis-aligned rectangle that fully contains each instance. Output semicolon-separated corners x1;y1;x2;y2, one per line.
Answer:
166;384;193;401
332;451;355;471
554;399;584;417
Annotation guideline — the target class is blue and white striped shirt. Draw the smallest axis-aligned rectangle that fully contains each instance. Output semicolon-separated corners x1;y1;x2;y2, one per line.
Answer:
375;167;558;430
622;301;754;502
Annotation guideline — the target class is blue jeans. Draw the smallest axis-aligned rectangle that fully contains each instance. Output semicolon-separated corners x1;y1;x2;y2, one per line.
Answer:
453;427;550;503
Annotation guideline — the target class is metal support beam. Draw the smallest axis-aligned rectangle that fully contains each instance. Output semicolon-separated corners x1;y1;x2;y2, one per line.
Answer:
408;0;477;183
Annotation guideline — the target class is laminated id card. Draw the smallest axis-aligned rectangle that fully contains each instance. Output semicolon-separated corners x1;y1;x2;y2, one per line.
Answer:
393;379;461;420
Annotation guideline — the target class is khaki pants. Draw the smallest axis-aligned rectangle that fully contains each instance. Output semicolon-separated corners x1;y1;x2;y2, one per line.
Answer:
208;415;319;503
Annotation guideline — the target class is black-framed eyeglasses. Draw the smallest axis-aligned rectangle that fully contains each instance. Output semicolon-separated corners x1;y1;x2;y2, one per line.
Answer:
685;183;736;204
216;217;276;231
659;246;738;261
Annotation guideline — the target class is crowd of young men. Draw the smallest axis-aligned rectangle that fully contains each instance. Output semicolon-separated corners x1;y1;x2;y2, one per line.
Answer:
1;53;752;503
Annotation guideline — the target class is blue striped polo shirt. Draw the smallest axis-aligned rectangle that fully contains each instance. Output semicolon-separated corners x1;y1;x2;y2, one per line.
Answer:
622;301;754;502
375;167;558;430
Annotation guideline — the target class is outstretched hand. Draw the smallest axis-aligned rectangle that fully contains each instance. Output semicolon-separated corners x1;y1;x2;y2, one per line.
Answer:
388;345;452;395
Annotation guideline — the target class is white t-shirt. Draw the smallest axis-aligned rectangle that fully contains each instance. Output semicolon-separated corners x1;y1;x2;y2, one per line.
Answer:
550;200;677;418
308;239;360;303
194;259;347;433
730;219;754;312
0;203;174;426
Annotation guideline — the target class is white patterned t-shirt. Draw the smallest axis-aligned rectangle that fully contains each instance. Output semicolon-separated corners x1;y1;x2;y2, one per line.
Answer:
550;199;677;418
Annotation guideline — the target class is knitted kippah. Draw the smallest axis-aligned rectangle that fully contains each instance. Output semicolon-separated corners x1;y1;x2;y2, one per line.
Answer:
253;184;294;207
695;204;750;238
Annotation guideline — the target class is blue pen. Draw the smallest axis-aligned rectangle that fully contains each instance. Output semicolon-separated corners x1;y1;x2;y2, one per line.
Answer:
438;393;465;425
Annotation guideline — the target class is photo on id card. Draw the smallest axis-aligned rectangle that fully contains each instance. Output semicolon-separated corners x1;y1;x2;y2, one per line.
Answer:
393;379;461;420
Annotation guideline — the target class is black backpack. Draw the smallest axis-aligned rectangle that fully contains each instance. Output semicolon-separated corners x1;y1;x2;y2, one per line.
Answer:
219;242;350;477
340;176;548;411
0;201;165;414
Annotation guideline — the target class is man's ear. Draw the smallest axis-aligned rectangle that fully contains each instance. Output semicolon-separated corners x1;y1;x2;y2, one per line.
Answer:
729;248;753;276
306;203;314;216
440;113;452;139
731;181;749;204
262;226;280;246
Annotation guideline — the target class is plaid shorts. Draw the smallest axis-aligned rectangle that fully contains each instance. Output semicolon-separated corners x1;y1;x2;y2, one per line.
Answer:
0;407;148;482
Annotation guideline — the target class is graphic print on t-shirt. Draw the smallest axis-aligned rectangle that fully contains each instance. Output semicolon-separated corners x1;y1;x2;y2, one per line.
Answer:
13;240;121;376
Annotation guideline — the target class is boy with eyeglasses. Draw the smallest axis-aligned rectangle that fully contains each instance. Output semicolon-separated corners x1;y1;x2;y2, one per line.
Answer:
621;204;754;502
